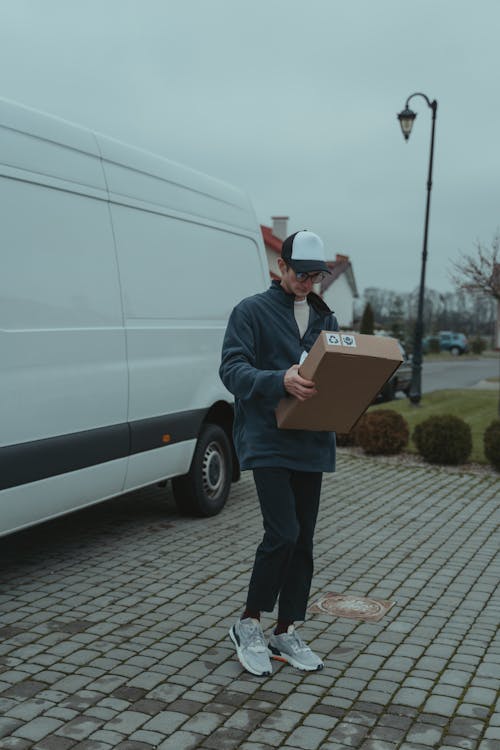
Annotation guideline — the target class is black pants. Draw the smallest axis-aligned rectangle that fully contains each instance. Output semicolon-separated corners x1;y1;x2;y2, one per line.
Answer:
246;467;322;622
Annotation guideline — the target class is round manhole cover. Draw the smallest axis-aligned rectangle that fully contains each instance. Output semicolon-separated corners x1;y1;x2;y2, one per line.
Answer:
308;592;395;621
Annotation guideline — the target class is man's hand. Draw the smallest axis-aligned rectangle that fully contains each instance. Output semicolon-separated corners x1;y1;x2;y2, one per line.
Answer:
284;364;318;401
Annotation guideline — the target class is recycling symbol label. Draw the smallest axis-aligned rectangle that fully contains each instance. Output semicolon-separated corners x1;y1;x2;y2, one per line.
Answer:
325;333;341;346
325;332;357;347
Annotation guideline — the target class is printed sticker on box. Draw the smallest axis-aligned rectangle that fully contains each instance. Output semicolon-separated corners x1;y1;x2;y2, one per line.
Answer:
325;332;341;346
341;334;357;347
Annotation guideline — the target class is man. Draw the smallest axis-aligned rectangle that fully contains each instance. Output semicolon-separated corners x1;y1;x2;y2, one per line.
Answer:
219;230;339;676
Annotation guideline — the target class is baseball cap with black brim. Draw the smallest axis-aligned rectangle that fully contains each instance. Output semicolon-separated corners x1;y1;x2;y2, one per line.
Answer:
281;230;331;274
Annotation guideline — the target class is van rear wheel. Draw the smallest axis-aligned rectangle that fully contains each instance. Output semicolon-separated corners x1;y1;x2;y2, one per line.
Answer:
172;423;232;517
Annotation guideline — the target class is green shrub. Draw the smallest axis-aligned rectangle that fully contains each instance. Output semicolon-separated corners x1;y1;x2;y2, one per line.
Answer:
413;415;472;465
470;336;486;355
483;419;500;471
356;410;409;455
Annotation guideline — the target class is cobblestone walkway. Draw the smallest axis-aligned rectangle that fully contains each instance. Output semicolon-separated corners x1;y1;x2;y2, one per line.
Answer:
0;453;498;750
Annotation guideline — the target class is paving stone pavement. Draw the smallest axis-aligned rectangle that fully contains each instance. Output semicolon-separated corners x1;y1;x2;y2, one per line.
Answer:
0;451;498;750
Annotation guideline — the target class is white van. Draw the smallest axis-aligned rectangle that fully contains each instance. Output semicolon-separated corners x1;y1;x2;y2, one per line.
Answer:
0;98;269;536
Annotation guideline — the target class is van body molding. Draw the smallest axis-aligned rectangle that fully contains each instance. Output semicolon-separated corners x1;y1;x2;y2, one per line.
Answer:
0;409;206;490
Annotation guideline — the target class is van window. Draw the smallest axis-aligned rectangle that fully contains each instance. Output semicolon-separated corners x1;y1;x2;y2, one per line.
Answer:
109;205;266;320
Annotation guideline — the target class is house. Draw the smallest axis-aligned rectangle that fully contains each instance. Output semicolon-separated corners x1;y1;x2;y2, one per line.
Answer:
261;216;359;328
319;254;359;329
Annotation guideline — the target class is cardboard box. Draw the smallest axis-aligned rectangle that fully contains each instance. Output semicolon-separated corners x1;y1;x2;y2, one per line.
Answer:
275;332;403;433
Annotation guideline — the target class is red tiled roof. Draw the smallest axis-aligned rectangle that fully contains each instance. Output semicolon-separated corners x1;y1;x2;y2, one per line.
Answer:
261;225;282;252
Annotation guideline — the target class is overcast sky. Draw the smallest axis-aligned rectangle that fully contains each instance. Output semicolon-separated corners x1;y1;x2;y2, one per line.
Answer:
1;0;499;294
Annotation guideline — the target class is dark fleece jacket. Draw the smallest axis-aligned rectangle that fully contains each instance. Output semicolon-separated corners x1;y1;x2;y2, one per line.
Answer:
219;280;339;472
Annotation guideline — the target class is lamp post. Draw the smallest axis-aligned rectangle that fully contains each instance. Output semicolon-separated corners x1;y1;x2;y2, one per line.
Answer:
397;93;438;405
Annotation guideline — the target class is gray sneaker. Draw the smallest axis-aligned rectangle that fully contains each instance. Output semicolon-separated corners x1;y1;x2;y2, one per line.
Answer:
229;618;272;677
268;625;324;671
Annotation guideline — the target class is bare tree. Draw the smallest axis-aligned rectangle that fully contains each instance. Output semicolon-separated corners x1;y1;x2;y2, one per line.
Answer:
389;295;405;341
358;280;497;340
452;233;500;415
451;233;500;300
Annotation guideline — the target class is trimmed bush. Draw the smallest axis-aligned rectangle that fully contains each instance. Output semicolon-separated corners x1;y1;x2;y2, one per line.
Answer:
356;410;409;455
484;419;500;471
413;415;472;465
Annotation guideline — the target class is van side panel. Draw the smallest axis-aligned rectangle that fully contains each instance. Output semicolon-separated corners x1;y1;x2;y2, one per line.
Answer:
97;133;258;231
109;205;267;321
108;203;266;490
0;177;128;440
0;172;129;531
0;461;129;536
0;102;106;190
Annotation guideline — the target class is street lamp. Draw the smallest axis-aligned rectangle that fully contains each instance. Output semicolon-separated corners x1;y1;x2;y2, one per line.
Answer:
397;92;438;405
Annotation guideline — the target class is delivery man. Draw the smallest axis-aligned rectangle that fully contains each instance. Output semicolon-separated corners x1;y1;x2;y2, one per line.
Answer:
219;230;339;676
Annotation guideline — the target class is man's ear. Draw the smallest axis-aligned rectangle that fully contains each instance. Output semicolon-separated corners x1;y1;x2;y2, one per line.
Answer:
277;257;286;274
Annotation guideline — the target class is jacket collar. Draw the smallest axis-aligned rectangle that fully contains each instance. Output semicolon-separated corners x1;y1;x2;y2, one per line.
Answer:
269;280;333;316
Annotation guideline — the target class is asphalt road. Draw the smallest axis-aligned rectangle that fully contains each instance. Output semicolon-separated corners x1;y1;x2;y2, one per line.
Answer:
421;356;500;393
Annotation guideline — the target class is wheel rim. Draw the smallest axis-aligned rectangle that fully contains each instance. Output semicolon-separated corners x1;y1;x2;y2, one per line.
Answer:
202;441;226;498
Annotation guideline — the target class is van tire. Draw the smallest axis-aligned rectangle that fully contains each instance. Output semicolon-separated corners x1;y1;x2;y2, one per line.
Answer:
172;423;232;517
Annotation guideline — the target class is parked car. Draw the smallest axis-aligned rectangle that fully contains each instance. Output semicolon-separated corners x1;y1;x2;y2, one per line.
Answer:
378;342;412;401
423;331;469;356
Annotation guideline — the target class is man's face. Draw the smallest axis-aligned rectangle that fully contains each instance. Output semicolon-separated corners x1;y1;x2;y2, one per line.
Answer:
277;258;321;301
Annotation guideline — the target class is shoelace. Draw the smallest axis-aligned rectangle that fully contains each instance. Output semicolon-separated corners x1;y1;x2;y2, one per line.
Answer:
242;622;267;652
286;632;310;654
